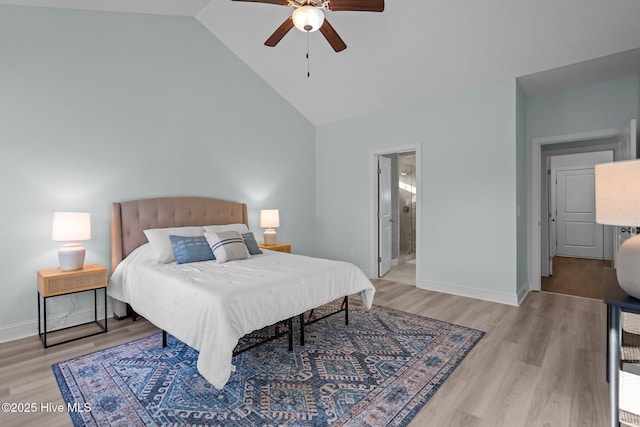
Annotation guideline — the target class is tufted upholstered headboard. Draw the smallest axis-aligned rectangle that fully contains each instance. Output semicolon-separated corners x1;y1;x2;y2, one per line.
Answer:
111;196;249;270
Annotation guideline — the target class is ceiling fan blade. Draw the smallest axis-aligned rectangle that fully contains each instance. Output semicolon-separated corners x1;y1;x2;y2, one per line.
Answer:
326;0;384;12
319;19;347;52
232;0;290;5
264;17;295;47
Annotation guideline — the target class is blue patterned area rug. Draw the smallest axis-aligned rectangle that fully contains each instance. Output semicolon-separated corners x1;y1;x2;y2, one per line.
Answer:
53;300;484;426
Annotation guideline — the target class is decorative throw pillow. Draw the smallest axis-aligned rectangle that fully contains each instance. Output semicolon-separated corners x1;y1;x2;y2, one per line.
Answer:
143;226;205;263
202;224;249;234
169;235;215;264
242;232;263;255
204;231;249;264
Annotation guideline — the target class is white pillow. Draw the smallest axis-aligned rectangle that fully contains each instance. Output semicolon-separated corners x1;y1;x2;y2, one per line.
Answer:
143;226;204;263
202;223;249;234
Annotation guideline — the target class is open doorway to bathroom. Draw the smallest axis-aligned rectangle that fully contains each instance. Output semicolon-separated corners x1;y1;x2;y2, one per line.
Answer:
380;151;417;285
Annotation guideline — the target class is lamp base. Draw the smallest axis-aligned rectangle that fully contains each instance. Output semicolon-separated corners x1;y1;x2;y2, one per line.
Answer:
263;229;277;246
616;234;640;300
59;243;85;271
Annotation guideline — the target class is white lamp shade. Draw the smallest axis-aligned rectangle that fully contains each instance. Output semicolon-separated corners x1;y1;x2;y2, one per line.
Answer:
595;159;640;299
292;5;325;32
595;159;640;226
260;209;280;228
52;212;91;241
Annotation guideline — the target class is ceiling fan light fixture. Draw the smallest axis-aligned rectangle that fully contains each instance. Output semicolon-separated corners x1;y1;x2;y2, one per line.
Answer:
292;5;324;32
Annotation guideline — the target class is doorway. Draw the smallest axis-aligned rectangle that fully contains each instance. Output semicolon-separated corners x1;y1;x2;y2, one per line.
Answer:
369;143;421;286
379;152;416;284
529;119;637;292
547;150;614;274
542;150;614;299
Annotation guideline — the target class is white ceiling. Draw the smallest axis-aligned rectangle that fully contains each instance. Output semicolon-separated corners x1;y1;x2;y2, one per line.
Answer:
4;0;640;125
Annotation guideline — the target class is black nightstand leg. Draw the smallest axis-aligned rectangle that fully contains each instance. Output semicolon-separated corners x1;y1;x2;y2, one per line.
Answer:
104;288;107;332
606;304;610;383
37;293;41;338
43;296;48;348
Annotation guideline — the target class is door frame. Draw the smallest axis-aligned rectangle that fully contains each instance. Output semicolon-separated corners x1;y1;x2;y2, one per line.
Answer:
369;143;422;284
530;127;620;291
378;155;393;277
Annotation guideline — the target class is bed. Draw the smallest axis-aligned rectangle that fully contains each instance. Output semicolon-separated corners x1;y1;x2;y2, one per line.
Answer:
107;196;375;389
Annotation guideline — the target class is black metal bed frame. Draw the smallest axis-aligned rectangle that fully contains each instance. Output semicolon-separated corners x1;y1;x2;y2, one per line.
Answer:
129;295;349;354
299;296;348;346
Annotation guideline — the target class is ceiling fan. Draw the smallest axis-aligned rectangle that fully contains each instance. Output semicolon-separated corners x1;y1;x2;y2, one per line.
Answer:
232;0;384;52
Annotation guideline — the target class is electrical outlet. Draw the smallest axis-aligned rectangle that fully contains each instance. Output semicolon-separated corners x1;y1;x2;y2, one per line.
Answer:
461;263;469;272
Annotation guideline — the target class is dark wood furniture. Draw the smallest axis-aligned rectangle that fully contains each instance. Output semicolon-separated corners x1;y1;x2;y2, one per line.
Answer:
603;267;640;427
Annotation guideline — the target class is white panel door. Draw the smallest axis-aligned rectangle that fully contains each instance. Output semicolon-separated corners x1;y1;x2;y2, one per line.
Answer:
613;119;638;267
378;156;392;277
556;168;603;258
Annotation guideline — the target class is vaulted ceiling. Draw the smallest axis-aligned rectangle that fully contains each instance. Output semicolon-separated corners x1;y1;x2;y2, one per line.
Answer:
4;0;640;125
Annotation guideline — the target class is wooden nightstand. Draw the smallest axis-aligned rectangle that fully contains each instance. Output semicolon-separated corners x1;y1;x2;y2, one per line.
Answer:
259;243;291;253
37;264;108;348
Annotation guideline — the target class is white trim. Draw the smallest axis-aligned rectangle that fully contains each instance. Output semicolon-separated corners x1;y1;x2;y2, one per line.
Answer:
418;278;520;306
517;281;530;305
529;127;619;292
532;127;618;145
0;305;113;344
369;143;422;285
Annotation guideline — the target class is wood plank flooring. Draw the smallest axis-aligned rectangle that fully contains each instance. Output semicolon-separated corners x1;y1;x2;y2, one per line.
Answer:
542;256;613;299
0;281;608;426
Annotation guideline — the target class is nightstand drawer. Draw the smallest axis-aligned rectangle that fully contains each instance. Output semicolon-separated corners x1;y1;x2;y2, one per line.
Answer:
37;264;107;297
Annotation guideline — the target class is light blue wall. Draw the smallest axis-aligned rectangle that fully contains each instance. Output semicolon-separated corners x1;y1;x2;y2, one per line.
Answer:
316;80;519;301
516;82;528;297
527;76;639;139
4;6;638;339
0;6;315;335
525;75;639;290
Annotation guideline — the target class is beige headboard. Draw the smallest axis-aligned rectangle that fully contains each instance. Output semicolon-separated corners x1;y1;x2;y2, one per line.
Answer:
111;196;249;270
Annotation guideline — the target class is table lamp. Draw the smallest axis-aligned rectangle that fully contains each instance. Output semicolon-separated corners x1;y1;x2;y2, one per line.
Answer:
52;212;91;271
595;159;640;299
260;209;280;246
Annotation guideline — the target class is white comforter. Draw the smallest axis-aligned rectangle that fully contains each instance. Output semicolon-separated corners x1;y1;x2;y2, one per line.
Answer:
108;244;375;389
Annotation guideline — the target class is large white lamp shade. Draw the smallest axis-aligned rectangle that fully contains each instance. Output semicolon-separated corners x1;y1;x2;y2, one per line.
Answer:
52;212;91;271
595;159;640;299
260;209;280;246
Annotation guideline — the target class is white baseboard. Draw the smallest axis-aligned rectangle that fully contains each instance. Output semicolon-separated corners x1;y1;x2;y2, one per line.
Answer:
0;306;114;344
417;278;520;306
517;281;530;306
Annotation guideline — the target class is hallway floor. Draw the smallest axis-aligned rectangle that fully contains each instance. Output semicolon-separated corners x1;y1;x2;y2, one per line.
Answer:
382;261;416;286
541;256;613;299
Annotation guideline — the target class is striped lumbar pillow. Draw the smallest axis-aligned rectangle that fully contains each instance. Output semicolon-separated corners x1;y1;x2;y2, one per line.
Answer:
204;231;249;264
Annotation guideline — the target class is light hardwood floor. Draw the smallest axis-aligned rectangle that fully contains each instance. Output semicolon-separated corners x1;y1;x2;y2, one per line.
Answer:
0;280;608;426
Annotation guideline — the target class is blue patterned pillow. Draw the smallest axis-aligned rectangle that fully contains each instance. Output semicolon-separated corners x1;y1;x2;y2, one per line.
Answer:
169;235;215;264
242;232;263;255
